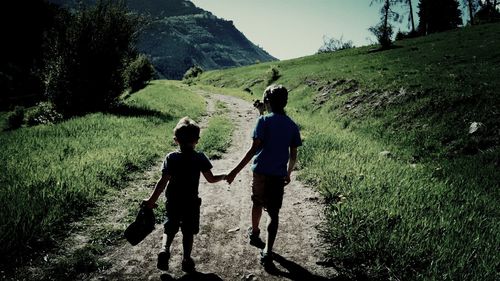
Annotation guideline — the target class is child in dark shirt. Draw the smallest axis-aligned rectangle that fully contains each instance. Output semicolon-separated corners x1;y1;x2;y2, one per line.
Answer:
144;116;226;272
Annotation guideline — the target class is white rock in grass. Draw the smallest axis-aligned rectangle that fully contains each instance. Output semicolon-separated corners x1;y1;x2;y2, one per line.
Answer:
469;122;484;134
379;150;391;157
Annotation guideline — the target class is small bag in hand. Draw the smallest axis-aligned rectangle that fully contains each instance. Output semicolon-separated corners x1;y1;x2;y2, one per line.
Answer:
124;202;155;246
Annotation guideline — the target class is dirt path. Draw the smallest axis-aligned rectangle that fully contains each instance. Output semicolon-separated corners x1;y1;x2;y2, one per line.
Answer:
82;92;337;281
4;90;336;281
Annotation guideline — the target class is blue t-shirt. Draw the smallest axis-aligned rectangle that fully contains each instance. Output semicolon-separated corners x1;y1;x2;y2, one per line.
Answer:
161;150;212;203
251;113;302;177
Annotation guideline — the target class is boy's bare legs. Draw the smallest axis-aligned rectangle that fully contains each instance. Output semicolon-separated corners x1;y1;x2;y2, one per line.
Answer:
249;204;266;249
251;204;263;233
182;234;193;260
263;210;279;255
158;233;174;271
181;234;195;272
162;233;175;252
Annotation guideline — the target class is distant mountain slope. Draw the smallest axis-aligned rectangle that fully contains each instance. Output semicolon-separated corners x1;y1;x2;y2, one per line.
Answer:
47;0;277;79
139;13;276;79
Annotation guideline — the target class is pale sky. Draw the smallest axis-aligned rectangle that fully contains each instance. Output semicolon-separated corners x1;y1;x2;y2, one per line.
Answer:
191;0;416;60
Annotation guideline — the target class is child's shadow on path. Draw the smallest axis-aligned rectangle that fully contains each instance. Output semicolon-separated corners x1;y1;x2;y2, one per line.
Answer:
267;253;349;281
159;254;350;281
161;272;223;281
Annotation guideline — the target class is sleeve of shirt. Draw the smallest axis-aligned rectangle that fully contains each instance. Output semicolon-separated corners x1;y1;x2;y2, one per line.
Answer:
161;153;171;176
252;116;265;140
199;152;213;172
291;124;302;148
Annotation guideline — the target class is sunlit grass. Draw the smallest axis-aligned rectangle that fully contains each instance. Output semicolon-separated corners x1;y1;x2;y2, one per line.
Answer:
0;80;205;260
193;23;500;280
198;115;233;160
296;113;499;280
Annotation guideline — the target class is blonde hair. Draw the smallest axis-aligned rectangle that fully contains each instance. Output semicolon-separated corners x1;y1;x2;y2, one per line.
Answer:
173;117;200;149
263;84;288;114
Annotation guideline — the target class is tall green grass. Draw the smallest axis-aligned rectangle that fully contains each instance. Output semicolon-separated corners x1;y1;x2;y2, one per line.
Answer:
296;113;499;280
0;81;205;262
193;23;500;280
198;101;234;159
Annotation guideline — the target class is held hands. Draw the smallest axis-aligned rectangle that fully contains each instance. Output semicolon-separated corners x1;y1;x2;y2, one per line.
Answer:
142;199;158;209
284;175;291;186
225;170;237;185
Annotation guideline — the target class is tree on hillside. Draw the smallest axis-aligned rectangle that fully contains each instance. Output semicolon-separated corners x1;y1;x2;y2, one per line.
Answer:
369;0;420;47
369;0;400;49
474;0;500;22
418;0;462;35
462;0;481;24
394;0;419;39
402;0;417;33
0;0;62;109
408;0;416;33
44;0;141;115
124;54;156;93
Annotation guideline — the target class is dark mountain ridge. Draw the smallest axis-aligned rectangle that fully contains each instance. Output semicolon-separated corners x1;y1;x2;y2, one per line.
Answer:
48;0;277;79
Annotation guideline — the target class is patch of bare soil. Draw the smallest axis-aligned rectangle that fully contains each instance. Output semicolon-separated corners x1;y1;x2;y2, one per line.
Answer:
8;91;338;281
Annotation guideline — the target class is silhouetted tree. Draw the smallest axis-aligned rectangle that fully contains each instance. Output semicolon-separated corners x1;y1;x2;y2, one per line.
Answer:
418;0;462;35
475;0;500;22
0;0;62;109
370;0;419;47
44;0;140;115
399;0;420;38
463;0;481;24
408;0;416;33
370;0;400;48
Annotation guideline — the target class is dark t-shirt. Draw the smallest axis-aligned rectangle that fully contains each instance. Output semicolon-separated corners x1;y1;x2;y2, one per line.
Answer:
161;150;212;205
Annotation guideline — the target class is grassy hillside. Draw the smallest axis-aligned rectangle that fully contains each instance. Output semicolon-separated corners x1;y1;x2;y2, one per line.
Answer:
193;23;500;280
0;81;208;264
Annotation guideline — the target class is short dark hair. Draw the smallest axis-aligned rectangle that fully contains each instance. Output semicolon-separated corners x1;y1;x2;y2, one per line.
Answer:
173;117;200;145
263;84;288;114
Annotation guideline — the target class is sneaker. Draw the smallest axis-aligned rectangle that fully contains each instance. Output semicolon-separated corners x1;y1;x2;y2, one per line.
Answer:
247;227;265;249
157;250;170;271
259;250;273;268
181;257;195;273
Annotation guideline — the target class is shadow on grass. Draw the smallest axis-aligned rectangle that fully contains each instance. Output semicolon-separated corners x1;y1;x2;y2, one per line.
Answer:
161;271;224;281
108;103;173;121
265;253;350;281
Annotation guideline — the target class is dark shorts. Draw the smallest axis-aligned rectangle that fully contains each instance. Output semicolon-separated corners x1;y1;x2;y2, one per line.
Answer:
164;197;201;235
251;173;285;212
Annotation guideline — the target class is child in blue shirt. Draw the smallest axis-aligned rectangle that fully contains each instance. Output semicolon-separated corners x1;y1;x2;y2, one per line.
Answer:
226;84;302;268
144;117;227;272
